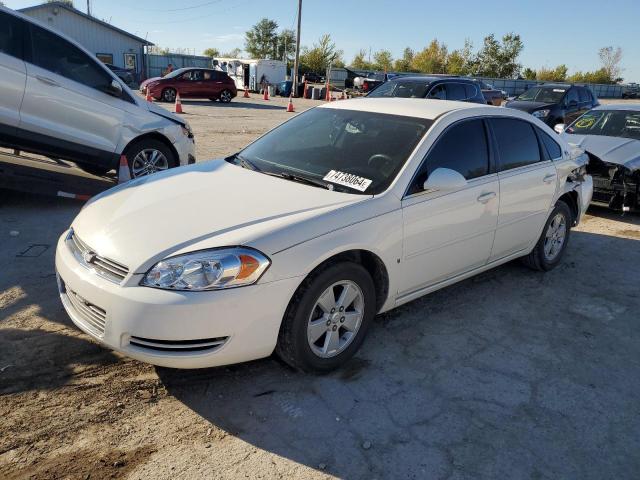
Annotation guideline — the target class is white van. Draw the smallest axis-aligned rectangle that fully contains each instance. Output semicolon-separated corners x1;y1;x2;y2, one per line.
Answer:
0;7;195;177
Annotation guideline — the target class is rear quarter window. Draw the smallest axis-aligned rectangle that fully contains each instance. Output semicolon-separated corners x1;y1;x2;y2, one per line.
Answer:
537;128;563;159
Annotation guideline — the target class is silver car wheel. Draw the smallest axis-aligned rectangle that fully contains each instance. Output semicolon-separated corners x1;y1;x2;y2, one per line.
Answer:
543;213;567;261
307;280;364;358
131;149;169;177
220;90;232;103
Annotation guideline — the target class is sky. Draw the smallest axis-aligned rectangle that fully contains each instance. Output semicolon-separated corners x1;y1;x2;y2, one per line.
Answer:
6;0;640;82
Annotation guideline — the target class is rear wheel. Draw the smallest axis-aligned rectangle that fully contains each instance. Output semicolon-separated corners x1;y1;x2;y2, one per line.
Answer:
161;88;176;103
522;200;572;271
276;262;376;372
124;139;176;178
219;89;233;103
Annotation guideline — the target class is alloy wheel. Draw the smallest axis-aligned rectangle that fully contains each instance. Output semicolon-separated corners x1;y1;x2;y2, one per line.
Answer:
220;90;232;103
131;149;169;177
307;280;364;358
543;213;567;261
163;89;176;102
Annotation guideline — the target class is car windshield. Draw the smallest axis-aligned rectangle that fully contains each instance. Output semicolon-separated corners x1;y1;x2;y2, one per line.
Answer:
163;68;189;79
232;108;433;195
367;80;431;98
566;110;640;140
517;86;566;103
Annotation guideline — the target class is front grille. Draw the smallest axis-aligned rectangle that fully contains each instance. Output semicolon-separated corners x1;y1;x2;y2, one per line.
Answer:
65;287;107;337
129;336;228;353
67;230;129;283
592;176;612;189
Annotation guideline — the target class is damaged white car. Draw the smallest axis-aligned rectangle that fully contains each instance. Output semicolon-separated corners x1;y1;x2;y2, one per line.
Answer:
557;104;640;212
55;99;592;372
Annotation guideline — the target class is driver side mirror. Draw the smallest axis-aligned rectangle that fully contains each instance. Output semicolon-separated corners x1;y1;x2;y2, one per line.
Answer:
554;123;566;134
423;168;467;192
105;79;123;98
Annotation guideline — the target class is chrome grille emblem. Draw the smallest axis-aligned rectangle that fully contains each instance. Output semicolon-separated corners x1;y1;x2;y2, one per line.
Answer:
83;251;97;264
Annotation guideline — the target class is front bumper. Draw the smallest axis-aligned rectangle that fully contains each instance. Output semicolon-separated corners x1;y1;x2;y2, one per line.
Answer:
55;231;302;369
172;128;196;167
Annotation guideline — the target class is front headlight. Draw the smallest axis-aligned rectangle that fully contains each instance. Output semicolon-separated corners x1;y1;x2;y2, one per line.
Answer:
533;109;550;118
141;247;270;291
181;123;193;138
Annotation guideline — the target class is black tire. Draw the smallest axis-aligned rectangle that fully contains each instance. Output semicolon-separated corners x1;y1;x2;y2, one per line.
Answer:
522;200;572;271
124;138;177;178
219;89;233;103
276;262;376;373
161;88;176;103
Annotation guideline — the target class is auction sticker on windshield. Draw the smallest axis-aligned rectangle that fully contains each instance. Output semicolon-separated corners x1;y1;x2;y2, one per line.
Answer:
323;170;372;192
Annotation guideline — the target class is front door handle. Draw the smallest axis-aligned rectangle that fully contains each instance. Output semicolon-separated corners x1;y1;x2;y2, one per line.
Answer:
477;192;496;204
543;173;557;184
36;75;60;87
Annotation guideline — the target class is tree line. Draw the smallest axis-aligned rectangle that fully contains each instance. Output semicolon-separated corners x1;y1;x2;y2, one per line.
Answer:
202;18;624;84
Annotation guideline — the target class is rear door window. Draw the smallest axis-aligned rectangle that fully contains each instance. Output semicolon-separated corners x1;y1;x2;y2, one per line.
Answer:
445;83;466;101
491;118;542;171
409;119;489;194
0;12;25;59
464;83;478;99
578;87;590;103
29;23;112;90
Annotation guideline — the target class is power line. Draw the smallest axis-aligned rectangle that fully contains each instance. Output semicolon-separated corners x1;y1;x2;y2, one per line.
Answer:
165;0;224;12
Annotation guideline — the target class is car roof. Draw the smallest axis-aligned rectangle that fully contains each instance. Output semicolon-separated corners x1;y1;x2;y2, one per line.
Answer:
319;97;505;120
388;75;475;84
593;103;640;112
538;83;573;89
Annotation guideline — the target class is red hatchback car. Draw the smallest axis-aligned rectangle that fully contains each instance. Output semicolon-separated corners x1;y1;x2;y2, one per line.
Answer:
146;68;237;103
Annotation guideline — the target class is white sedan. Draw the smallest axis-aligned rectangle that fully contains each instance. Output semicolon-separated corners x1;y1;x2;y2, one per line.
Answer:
55;98;593;372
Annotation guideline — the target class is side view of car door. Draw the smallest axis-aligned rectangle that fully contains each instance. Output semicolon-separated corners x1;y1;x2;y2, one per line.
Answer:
487;117;558;262
399;118;499;299
19;21;127;168
0;11;27;140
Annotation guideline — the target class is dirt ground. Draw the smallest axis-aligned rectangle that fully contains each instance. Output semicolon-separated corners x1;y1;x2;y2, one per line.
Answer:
1;95;640;480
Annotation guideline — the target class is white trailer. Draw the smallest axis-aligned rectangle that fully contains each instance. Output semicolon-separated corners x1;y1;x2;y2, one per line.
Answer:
213;58;286;92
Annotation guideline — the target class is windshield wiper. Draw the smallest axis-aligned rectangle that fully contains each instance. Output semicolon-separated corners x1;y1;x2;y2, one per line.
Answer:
227;153;260;171
269;172;333;190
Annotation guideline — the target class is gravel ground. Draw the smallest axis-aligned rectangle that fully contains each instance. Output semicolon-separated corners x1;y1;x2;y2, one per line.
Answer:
1;95;640;480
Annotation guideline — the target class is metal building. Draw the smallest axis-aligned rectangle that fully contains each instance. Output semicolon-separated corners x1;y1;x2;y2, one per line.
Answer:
18;2;153;81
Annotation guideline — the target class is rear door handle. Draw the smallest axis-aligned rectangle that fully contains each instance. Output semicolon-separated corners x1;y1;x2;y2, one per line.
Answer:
543;173;557;184
477;192;496;204
35;75;60;87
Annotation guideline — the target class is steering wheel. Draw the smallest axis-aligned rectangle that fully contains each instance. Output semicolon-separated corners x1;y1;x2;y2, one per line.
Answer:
367;153;394;168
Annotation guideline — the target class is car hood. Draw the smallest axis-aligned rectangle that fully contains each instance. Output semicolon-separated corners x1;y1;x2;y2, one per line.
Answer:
505;100;554;113
561;134;640;170
72;160;366;272
145;100;186;126
140;77;161;89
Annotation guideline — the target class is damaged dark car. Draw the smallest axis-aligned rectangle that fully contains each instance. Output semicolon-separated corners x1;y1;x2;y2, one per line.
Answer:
558;105;640;212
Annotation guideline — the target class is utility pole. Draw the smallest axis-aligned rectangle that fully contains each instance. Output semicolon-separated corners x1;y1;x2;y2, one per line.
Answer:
86;0;91;16
292;0;302;97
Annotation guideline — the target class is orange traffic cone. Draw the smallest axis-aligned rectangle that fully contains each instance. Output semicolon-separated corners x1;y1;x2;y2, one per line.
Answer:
243;87;250;98
325;83;331;102
174;92;183;114
303;80;308;99
286;96;295;112
263;86;269;101
118;155;131;183
145;86;153;102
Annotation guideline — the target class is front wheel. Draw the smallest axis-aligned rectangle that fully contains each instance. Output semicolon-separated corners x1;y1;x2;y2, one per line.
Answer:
522;201;572;271
125;139;176;178
276;262;376;372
